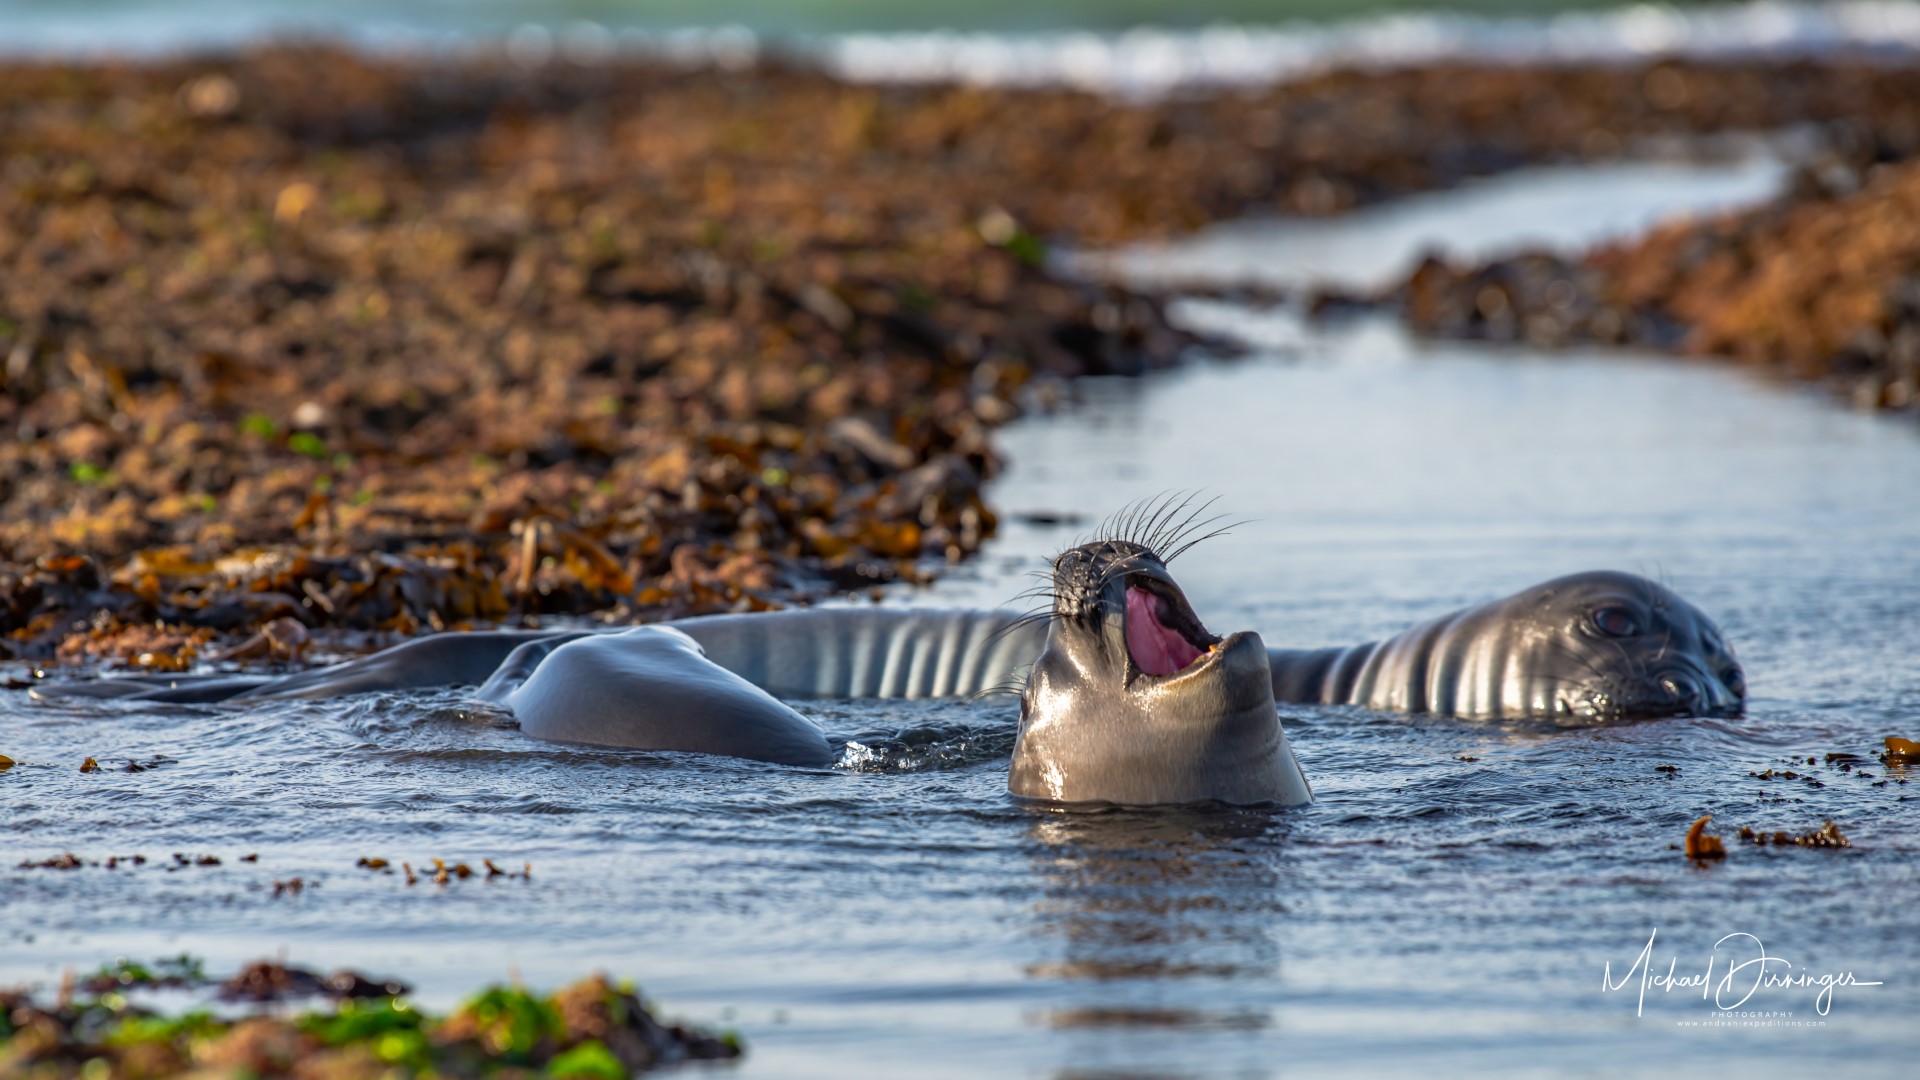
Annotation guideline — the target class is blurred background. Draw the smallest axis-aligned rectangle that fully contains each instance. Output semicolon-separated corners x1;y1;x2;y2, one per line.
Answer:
4;1;1711;40
3;0;1897;53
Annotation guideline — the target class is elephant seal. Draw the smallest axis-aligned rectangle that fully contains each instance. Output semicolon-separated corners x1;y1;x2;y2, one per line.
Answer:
57;609;1046;767
460;608;1048;766
39;555;1734;788
1264;570;1745;722
1007;539;1313;808
64;609;1048;706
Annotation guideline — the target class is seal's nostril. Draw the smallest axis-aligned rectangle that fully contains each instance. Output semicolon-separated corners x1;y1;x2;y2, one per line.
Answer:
1659;674;1700;704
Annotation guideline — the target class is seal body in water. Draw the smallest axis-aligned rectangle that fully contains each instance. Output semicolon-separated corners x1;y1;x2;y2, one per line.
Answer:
64;609;1048;769
48;561;1736;778
1264;570;1745;722
1007;539;1314;808
473;608;1047;767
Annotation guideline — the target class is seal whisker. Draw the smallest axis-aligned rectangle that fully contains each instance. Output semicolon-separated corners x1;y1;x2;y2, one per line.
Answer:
1539;638;1613;686
1091;551;1157;594
1114;497;1149;545
1546;637;1610;676
1109;490;1191;552
968;667;1033;703
1128;492;1175;549
988;608;1063;644
1639;577;1679;672
1163;519;1249;564
1148;492;1219;556
1109;495;1152;549
1160;511;1235;556
1143;490;1204;553
1139;490;1195;550
1602;633;1641;678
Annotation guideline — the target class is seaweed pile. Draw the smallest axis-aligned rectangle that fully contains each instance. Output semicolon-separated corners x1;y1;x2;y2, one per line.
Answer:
1393;153;1920;413
0;49;1199;665
0;959;738;1079
9;48;1920;665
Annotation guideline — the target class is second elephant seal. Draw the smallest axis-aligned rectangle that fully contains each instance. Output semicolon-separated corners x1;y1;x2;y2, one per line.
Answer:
1264;570;1745;722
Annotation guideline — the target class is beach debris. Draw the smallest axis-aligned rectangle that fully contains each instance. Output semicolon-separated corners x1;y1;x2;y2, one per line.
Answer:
1736;821;1852;848
1881;737;1920;765
1684;815;1726;860
215;616;311;663
16;852;85;870
218;961;406;1003
384;856;531;886
16;853;147;870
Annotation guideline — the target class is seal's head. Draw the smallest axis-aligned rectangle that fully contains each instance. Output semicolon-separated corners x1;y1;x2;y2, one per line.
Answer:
1007;538;1311;808
1459;570;1745;722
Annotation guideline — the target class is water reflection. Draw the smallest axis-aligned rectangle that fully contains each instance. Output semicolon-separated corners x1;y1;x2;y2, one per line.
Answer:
1021;807;1291;1079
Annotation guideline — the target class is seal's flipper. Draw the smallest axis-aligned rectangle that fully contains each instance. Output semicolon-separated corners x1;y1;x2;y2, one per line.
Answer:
218;630;568;701
41;674;280;703
43;630;571;705
503;626;836;767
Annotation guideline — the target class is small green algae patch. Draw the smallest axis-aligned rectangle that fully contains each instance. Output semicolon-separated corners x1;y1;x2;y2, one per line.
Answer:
0;966;740;1078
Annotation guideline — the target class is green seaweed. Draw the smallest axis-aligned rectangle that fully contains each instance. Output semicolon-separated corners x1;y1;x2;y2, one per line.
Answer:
287;431;329;459
238;413;281;439
104;1010;222;1047
2;966;739;1079
452;985;567;1061
546;1038;626;1079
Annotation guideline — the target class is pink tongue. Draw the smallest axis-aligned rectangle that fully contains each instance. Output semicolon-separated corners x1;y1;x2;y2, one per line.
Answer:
1125;587;1205;676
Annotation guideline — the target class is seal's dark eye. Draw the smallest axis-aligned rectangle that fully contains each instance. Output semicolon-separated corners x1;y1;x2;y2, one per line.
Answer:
1592;607;1638;637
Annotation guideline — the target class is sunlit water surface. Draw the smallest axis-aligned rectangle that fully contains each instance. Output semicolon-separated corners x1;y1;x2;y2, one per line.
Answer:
4;160;1918;1079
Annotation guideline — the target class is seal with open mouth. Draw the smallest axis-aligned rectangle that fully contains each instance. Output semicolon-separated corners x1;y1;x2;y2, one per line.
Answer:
40;517;1733;792
1006;538;1313;807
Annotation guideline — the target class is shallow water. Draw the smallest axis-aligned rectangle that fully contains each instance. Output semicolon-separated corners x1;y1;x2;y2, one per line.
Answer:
5;162;1920;1077
1073;153;1792;292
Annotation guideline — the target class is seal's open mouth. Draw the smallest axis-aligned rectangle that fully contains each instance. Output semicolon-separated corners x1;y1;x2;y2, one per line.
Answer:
1124;578;1221;677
